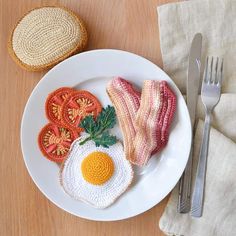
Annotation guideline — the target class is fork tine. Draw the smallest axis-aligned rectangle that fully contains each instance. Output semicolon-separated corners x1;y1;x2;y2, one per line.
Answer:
209;57;213;83
204;57;209;83
218;58;224;86
214;57;219;84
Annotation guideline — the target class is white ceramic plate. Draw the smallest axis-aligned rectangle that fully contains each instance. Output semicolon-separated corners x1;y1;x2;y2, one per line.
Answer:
21;49;191;221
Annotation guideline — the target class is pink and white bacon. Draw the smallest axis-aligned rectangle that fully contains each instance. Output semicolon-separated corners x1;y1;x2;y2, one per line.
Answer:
106;77;141;160
132;80;176;166
107;77;176;166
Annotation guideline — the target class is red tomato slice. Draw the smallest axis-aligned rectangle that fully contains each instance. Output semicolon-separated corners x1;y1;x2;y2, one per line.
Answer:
45;87;75;126
61;90;102;132
38;123;78;163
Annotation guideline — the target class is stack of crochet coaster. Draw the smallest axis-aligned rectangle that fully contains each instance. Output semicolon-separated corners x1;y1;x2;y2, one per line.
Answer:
8;6;88;71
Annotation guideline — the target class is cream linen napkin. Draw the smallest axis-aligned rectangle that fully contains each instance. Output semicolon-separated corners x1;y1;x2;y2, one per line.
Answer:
160;120;236;236
157;0;236;235
158;0;236;94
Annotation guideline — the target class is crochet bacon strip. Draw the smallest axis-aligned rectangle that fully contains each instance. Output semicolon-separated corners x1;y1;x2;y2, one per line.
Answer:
107;77;176;166
152;80;176;154
132;80;176;166
106;77;141;160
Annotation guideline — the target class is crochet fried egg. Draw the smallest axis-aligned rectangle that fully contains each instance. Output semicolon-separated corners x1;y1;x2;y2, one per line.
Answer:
60;136;133;209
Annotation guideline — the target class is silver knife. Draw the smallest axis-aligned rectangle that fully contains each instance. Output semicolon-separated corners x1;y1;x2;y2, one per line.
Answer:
177;33;202;213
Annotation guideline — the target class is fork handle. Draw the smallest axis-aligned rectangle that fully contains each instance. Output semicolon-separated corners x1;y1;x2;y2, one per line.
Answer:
191;113;211;217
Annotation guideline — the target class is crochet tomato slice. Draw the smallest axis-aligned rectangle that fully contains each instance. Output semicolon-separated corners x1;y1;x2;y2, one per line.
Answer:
38;123;78;163
61;90;102;132
45;87;75;126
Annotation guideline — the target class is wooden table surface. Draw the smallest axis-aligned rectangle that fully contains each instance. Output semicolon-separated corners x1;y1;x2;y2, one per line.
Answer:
0;0;179;235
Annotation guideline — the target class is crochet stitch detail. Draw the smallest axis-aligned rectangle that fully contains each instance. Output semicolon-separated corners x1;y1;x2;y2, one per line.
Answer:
81;152;114;185
8;6;88;71
61;90;102;133
132;80;176;166
60;137;133;209
106;77;141;161
38;123;78;162
45;87;75;126
106;77;176;166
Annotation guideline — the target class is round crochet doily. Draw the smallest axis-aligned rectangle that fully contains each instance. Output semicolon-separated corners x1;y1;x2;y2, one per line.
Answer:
8;6;88;71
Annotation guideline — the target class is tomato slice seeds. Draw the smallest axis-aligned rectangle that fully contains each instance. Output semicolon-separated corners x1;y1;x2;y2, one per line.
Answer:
38;123;78;163
61;90;102;132
45;87;75;126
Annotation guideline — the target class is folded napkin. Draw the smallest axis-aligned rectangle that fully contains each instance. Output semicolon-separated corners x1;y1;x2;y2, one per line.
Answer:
157;0;236;235
160;120;236;236
196;94;236;142
158;0;236;94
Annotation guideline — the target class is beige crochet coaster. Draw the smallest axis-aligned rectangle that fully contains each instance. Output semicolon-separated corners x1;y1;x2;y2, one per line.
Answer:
8;6;88;71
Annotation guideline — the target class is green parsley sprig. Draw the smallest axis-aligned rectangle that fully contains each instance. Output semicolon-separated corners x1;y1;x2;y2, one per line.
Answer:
79;105;117;148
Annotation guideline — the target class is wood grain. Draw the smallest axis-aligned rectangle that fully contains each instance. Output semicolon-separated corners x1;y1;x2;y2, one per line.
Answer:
0;0;178;235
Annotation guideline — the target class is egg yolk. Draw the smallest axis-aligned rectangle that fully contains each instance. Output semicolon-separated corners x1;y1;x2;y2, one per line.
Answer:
81;151;114;185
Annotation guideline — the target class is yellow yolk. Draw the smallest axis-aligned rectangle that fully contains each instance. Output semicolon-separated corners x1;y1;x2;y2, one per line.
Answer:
81;152;114;185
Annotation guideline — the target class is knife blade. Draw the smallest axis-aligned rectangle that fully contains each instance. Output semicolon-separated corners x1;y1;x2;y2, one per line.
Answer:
178;33;202;213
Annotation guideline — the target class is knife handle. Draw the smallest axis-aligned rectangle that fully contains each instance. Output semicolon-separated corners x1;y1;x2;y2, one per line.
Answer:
177;148;193;213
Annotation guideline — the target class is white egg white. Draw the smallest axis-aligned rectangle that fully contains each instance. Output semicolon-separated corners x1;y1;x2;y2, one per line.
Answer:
60;135;133;209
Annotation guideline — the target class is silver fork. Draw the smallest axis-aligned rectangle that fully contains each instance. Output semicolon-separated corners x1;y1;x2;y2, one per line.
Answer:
191;56;223;217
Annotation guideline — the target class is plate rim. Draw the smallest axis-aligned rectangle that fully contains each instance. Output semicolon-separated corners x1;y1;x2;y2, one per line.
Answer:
20;49;192;221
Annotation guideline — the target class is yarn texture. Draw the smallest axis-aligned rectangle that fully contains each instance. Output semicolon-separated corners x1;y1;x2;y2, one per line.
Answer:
81;152;114;185
61;90;102;132
132;80;176;166
60;137;133;209
106;77;141;162
45;87;75;126
38;123;78;162
107;77;176;166
8;6;88;71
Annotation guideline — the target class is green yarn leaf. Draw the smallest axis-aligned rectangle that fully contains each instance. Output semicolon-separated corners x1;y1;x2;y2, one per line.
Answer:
79;105;117;147
93;131;117;148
